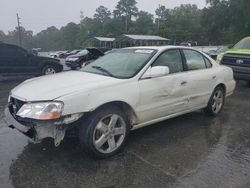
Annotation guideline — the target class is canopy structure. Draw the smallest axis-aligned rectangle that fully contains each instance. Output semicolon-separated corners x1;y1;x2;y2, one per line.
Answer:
114;34;170;48
84;37;115;48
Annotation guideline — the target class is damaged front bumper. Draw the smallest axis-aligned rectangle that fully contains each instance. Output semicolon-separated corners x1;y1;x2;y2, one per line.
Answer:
4;107;83;146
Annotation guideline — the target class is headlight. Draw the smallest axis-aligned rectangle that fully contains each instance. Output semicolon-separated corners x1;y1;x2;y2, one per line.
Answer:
16;102;64;120
67;57;79;61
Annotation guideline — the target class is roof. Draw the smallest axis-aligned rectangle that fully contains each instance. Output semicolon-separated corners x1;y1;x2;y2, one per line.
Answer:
125;45;201;52
126;45;178;50
94;37;115;42
115;34;170;42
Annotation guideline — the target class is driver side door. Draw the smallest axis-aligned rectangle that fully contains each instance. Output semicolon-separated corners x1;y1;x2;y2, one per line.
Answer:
137;49;190;123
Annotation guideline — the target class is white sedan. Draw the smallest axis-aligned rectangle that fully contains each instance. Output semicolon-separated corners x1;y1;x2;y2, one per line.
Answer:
5;46;235;158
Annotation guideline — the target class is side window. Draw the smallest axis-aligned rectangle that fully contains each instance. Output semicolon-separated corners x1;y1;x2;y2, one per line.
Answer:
183;50;206;70
15;47;27;57
152;49;183;74
204;57;212;68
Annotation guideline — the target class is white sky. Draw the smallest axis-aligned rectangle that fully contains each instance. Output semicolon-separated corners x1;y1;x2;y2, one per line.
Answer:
0;0;206;34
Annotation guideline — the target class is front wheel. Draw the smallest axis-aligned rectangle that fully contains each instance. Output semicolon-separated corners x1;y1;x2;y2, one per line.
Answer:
42;65;58;75
204;86;225;116
79;105;130;158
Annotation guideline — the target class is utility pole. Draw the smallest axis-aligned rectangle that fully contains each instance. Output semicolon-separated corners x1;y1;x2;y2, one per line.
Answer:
157;4;160;30
16;13;22;47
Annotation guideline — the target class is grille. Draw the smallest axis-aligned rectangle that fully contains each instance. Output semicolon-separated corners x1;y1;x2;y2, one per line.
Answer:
221;53;250;67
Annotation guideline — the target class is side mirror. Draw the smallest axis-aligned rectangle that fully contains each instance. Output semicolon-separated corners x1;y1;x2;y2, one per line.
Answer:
142;66;170;79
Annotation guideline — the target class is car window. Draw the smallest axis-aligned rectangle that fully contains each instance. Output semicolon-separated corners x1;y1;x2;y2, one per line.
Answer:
152;49;183;74
204;57;212;68
183;50;206;70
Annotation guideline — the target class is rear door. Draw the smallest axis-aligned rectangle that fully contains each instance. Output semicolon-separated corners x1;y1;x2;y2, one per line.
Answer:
181;49;217;109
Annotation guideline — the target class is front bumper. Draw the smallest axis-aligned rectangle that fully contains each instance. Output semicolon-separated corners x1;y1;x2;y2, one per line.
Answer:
4;106;82;146
4;107;32;136
65;61;80;69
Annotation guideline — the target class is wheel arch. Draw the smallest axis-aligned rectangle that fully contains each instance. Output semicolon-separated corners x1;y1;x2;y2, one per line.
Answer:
40;61;63;73
92;101;138;127
215;83;226;94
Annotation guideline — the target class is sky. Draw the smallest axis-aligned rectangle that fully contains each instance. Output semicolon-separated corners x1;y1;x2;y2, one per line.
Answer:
0;0;206;34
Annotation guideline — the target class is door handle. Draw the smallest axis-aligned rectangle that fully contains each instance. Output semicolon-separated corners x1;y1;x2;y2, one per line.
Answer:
212;75;216;79
181;81;187;85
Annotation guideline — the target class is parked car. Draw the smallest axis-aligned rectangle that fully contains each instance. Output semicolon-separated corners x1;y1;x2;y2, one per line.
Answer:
59;49;81;59
65;48;111;70
5;46;235;158
207;46;229;60
217;37;250;84
50;51;67;59
0;42;63;76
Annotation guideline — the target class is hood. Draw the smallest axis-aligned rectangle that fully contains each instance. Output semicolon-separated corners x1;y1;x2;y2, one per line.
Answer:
11;71;122;101
225;48;250;54
37;55;60;62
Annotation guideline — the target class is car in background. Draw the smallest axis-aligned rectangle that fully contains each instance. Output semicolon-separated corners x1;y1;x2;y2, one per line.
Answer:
59;49;81;59
207;46;229;60
0;42;63;76
50;51;67;59
65;48;111;70
180;41;198;47
217;37;250;84
5;46;235;158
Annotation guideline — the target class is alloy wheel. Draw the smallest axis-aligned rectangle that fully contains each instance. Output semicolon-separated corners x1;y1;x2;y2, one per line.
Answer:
93;114;126;154
212;90;224;114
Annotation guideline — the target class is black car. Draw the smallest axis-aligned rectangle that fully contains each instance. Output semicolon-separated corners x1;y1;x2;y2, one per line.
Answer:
0;42;63;76
65;48;111;70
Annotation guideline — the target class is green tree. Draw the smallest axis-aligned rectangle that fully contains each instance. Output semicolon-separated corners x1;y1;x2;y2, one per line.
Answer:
0;30;5;41
202;0;232;44
229;0;250;40
94;6;111;22
114;0;138;32
34;26;60;51
59;22;80;50
135;11;154;34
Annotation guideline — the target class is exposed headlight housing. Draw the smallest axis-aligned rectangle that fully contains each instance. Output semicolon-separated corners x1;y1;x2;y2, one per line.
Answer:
16;102;64;120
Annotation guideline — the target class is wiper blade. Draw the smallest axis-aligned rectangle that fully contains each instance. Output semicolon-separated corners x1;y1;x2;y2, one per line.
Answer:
91;66;114;77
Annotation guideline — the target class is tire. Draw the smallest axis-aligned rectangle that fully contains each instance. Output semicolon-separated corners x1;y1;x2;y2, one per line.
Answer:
204;86;225;116
79;105;130;158
41;65;58;75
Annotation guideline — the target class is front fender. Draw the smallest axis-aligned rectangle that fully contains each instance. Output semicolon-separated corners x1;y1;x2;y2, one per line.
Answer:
58;81;140;116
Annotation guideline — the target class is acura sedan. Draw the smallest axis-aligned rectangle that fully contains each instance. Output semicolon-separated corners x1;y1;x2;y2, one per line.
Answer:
5;46;235;158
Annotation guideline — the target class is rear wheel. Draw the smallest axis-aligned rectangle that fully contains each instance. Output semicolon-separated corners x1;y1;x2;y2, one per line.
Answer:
42;65;57;75
79;105;129;158
204;86;225;116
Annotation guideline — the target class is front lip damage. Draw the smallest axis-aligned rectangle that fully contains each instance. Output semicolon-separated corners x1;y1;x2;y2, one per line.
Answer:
4;106;83;146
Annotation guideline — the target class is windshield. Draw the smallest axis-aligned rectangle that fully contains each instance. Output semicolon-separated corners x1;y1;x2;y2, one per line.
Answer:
80;49;156;79
77;49;88;56
234;38;250;50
